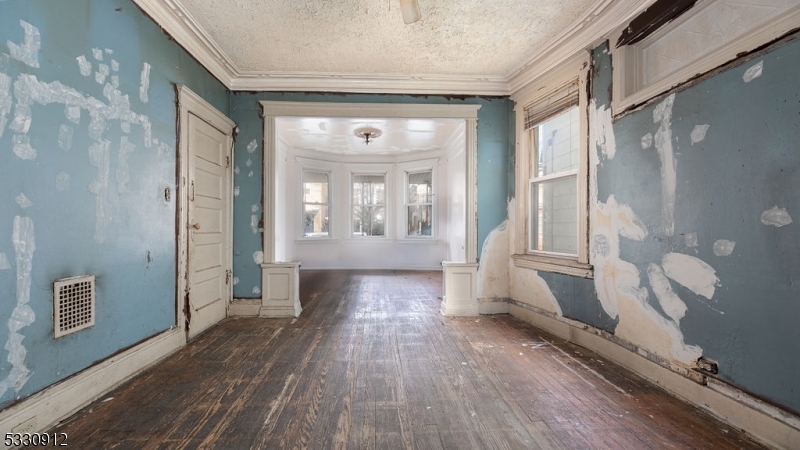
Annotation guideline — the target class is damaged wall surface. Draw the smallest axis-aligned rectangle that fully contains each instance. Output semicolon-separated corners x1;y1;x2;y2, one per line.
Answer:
0;0;228;408
230;92;513;298
510;36;800;415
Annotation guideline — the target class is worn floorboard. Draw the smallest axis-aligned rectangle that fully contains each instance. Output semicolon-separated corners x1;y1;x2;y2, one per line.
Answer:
52;270;767;449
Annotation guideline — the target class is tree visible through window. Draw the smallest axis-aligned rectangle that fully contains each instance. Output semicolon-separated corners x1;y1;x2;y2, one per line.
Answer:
352;174;385;237
302;170;329;237
406;170;433;237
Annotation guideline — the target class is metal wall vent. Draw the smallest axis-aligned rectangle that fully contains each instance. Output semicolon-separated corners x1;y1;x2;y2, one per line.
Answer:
53;275;95;338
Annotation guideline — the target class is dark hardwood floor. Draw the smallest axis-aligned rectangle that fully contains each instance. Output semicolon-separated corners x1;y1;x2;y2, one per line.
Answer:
52;270;767;449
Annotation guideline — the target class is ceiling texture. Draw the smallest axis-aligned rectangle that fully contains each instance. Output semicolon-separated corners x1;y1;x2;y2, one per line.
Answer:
133;0;653;95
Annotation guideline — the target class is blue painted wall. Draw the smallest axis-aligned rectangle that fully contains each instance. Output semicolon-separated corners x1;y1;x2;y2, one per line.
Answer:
536;38;800;414
0;0;228;407
230;92;513;298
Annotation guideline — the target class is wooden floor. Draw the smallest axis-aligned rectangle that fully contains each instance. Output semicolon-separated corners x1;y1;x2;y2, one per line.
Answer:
53;270;767;449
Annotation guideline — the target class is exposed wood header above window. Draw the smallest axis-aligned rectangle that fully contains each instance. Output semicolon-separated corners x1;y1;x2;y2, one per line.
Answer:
616;0;697;47
523;79;579;131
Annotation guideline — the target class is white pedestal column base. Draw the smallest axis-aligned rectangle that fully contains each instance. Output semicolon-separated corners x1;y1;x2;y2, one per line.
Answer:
259;262;302;318
441;262;479;316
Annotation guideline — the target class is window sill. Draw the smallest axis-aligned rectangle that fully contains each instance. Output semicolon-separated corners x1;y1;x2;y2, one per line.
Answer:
512;253;593;279
296;238;340;244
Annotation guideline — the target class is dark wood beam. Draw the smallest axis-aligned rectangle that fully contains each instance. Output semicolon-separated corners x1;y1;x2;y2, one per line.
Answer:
617;0;698;47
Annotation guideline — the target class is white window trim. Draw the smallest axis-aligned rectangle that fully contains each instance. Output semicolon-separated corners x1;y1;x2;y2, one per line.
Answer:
612;0;800;114
300;169;332;240
350;168;391;239
296;157;339;241
398;159;438;240
511;52;592;278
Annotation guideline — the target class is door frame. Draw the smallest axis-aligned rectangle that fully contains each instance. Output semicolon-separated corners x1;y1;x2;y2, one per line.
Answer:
176;85;236;338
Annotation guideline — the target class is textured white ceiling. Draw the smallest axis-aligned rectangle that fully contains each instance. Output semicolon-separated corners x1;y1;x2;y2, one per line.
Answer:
277;117;462;156
175;0;596;77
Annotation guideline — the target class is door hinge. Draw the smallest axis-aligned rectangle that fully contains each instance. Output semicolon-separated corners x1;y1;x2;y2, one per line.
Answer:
225;269;232;285
190;180;195;201
226;156;230;168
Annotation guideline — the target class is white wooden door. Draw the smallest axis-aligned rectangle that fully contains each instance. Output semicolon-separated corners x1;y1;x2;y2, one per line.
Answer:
187;113;232;340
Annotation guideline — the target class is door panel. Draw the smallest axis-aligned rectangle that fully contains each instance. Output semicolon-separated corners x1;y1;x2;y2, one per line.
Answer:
187;113;231;339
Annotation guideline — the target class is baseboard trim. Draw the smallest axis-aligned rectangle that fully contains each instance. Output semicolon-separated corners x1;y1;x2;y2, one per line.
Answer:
229;298;261;317
506;302;800;450
0;327;185;435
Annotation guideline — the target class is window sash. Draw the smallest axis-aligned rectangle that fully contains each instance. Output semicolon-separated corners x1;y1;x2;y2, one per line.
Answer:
352;174;386;237
302;170;330;238
528;173;578;256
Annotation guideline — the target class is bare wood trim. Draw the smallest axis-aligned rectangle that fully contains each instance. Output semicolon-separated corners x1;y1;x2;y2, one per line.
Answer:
616;0;698;47
511;253;594;279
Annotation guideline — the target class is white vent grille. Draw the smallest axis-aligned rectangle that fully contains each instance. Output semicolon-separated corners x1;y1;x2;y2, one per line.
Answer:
54;275;95;338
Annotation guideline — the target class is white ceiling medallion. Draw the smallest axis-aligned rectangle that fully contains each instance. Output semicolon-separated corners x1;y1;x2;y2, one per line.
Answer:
354;127;383;145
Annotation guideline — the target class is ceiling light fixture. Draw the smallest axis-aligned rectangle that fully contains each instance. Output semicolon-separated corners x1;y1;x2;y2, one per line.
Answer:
354;127;382;145
399;0;421;24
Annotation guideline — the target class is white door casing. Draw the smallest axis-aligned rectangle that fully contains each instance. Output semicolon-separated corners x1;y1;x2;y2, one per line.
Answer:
177;85;235;339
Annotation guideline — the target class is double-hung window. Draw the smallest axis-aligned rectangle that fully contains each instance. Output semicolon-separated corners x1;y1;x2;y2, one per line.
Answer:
352;174;386;237
302;170;330;238
406;170;433;238
513;57;592;278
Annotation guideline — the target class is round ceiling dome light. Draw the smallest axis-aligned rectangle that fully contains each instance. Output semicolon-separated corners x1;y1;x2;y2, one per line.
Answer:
354;127;382;145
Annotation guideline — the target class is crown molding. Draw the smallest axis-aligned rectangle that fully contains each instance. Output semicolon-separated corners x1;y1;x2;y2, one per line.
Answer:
133;0;238;87
135;0;656;97
231;72;509;96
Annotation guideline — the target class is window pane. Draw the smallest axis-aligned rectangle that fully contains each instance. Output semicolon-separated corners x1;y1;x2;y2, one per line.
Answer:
352;206;385;236
303;205;329;237
530;176;577;254
534;107;579;177
408;171;432;204
353;175;385;205
303;171;328;204
407;205;432;236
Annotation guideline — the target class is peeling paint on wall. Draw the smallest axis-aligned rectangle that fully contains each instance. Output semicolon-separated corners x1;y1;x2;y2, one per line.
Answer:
662;253;719;300
0;216;36;397
253;250;263;264
712;239;736;257
589;100;616;160
760;206;792;227
684;232;698;247
58;124;73;151
743;60;763;82
55;171;70;191
139;62;150;103
14;193;32;209
116;136;135;193
250;215;259;234
76;55;92;77
477;219;509;300
247;139;257;153
653;94;677;237
88;139;111;243
640;133;652;149
232;277;239;286
647;263;686;323
690;124;710;145
252;286;261;295
0;73;11;136
7;20;40;68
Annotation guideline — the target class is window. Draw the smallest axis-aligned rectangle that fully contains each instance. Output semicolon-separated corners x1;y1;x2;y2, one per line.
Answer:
512;54;592;278
302;170;330;238
352;174;386;237
406;170;433;238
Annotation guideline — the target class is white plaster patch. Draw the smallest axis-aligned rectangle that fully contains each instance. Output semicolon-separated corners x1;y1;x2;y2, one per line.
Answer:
88;139;111;244
10;103;31;134
246;158;253;168
65;105;81;124
95;63;109;85
157;142;172;159
662;253;719;300
760;206;792;228
477;220;510;301
12;135;36;160
653;93;677;236
0;253;10;270
640;133;652;149
247;139;257;153
104;48;113;55
684;232;698;248
690;124;710;145
589;100;616;160
7;20;41;68
252;286;261;295
76;55;92;77
743;60;763;83
647;263;686;323
712;239;736;257
248;170;254;178
251;204;259;212
15;193;32;209
116;137;136;193
232;277;239;286
251;215;259;234
0;73;11;137
111;60;120;72
0;216;36;397
58;124;73;151
253;251;264;264
55;171;70;191
234;186;240;197
110;75;120;89
92;48;104;61
139;62;151;103
234;165;240;175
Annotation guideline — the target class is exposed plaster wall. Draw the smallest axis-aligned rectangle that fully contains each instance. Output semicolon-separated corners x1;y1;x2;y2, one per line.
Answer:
508;37;800;415
0;0;228;408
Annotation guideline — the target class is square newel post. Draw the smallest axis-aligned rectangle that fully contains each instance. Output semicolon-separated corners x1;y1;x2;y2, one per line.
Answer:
441;262;479;316
259;262;302;318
